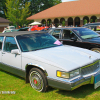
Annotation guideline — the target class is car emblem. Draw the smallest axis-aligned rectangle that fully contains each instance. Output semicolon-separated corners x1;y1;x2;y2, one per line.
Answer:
89;56;91;59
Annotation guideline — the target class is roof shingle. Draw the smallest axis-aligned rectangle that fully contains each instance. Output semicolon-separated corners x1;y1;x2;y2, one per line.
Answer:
27;0;100;20
0;17;11;23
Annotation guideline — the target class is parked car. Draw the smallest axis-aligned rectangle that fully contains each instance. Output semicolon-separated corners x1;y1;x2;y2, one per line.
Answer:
0;31;100;92
18;27;29;31
7;26;16;29
30;26;48;31
49;27;100;53
82;22;100;34
2;29;18;33
2;27;29;33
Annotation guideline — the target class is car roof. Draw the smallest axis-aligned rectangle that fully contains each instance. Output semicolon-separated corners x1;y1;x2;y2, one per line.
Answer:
0;31;47;37
51;27;86;30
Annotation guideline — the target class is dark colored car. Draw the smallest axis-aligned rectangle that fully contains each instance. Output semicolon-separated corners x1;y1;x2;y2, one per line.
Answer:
82;22;100;34
18;27;29;31
49;27;100;53
2;27;29;33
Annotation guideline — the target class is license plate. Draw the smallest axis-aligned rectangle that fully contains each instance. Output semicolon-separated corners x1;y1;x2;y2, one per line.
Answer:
94;74;100;89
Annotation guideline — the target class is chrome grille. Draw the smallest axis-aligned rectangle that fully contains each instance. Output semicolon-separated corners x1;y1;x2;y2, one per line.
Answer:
81;60;100;75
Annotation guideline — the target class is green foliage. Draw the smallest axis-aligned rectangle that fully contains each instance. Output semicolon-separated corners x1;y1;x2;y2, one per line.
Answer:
26;0;61;15
5;0;30;28
95;19;97;22
1;0;61;25
47;21;49;24
91;19;93;23
0;0;7;18
62;20;65;26
83;19;87;25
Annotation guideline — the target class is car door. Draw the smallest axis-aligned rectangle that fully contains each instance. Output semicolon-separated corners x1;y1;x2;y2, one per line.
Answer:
60;29;82;47
50;29;62;39
1;36;21;70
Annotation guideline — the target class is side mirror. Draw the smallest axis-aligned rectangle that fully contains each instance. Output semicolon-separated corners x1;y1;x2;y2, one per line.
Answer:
71;37;77;41
11;49;20;55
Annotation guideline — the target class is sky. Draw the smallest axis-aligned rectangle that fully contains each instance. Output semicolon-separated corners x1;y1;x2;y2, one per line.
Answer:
62;0;76;2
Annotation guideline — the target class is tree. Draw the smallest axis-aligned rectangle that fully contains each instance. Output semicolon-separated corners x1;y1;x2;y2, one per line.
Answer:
5;0;30;27
25;0;61;15
0;0;7;18
0;0;61;19
91;19;93;23
95;19;97;22
62;20;65;26
83;19;87;25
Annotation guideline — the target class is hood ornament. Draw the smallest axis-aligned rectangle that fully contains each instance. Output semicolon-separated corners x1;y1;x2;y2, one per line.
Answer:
89;56;91;59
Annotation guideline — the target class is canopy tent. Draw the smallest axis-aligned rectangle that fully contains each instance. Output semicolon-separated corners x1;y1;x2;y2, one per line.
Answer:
29;21;41;25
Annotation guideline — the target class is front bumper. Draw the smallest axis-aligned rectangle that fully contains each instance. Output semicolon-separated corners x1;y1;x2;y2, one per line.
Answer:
47;71;100;91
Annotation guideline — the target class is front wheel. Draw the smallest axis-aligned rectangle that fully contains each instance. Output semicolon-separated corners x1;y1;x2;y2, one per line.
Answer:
29;68;48;92
91;48;100;53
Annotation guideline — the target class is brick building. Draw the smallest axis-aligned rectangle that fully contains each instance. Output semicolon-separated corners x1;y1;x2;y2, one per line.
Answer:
27;0;100;27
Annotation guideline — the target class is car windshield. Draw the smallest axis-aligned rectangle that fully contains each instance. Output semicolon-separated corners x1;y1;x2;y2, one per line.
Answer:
73;28;100;39
16;33;62;52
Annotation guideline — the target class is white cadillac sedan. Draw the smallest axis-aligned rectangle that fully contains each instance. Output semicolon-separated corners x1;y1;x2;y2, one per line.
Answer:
0;31;100;92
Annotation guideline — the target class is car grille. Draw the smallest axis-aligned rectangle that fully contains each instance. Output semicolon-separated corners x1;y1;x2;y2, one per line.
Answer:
81;60;100;75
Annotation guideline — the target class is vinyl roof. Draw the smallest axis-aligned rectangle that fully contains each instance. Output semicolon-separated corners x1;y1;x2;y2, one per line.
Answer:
27;0;100;20
0;27;86;36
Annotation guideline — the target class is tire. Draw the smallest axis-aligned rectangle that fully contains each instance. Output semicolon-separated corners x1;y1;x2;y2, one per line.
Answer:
91;48;100;53
29;68;48;92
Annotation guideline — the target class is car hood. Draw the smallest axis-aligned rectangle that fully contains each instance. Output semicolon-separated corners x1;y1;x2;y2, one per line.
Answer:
22;45;100;72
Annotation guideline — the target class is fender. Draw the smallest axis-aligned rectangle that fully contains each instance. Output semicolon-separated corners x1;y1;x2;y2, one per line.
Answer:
25;63;48;83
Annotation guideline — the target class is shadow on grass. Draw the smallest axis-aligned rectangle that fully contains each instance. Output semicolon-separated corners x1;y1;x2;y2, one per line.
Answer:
47;86;56;92
56;84;100;99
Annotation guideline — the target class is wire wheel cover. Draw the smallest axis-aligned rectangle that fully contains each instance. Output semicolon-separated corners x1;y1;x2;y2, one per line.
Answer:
30;71;43;91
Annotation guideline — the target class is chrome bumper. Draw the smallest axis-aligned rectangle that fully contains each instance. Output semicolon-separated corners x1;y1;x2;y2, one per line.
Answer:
47;71;100;91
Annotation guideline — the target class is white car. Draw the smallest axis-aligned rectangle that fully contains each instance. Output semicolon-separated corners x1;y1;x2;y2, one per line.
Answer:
2;26;16;33
0;31;100;92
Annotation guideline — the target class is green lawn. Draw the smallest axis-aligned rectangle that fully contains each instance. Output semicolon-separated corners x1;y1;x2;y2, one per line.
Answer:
0;70;100;100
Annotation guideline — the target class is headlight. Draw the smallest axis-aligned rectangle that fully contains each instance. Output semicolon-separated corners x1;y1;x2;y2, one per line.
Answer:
57;69;80;79
70;69;80;78
57;71;69;78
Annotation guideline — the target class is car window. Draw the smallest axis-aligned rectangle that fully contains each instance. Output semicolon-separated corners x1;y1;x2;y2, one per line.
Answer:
0;36;4;50
16;33;62;52
62;30;78;40
4;37;18;52
84;25;100;31
52;29;61;39
73;28;99;39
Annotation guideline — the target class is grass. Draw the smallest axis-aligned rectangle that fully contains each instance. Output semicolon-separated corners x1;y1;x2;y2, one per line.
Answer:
1;70;100;100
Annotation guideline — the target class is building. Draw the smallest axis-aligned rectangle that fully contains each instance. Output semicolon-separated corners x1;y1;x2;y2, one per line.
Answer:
0;17;11;32
27;0;100;27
